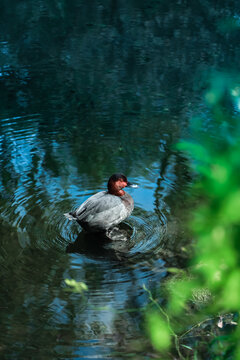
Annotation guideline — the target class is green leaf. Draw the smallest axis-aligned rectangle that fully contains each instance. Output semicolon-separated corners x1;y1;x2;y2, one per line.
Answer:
177;142;210;162
221;190;240;223
181;344;193;351
64;279;88;293
147;311;171;351
168;279;194;315
222;271;240;309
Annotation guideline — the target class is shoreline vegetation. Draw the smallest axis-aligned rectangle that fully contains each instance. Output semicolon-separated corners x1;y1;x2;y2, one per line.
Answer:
146;72;240;359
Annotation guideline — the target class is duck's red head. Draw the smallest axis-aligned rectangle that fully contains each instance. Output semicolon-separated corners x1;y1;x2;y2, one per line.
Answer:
107;173;129;196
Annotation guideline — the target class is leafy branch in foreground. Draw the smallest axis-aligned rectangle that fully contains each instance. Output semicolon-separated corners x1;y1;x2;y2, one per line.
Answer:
146;72;240;359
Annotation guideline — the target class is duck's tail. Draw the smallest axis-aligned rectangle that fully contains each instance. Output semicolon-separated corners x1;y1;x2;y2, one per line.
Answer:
64;212;76;221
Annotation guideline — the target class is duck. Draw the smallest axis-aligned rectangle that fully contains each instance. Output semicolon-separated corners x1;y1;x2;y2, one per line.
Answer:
64;174;138;234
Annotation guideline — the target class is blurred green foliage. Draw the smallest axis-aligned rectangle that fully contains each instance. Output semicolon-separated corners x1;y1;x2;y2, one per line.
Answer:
146;72;240;359
64;279;88;294
147;311;171;351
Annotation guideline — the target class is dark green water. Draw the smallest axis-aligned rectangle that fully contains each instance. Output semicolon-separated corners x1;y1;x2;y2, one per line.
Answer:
0;1;240;359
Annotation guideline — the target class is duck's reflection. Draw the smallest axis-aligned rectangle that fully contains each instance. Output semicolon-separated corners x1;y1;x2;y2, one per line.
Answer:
66;223;133;261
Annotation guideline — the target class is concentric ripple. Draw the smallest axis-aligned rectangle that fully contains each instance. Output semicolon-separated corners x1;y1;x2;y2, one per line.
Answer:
0;113;181;360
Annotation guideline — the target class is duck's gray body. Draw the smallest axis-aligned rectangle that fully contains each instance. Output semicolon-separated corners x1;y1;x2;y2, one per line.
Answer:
64;191;134;233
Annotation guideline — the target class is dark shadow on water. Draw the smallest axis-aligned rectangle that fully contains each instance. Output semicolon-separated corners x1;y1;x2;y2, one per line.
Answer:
66;223;134;262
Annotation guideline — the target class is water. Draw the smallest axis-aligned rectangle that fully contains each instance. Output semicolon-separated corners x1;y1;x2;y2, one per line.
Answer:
0;1;239;359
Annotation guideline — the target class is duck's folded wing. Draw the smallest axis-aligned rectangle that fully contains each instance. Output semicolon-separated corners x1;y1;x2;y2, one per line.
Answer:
80;193;128;230
75;191;124;220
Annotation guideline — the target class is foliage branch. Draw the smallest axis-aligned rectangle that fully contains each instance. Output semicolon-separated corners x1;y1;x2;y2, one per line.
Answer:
146;72;240;359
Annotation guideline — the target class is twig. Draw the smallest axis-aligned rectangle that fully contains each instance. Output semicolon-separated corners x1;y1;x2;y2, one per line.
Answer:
143;285;185;360
179;317;214;339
